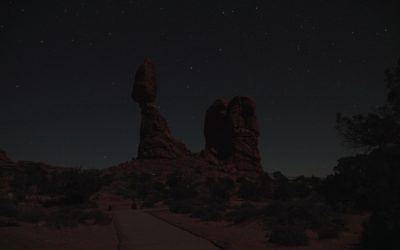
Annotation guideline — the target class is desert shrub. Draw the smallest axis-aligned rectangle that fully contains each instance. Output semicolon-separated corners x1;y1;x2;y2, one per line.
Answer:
290;176;322;198
206;177;235;203
11;163;49;199
124;172;166;207
237;173;271;201
47;207;111;228
191;202;224;221
165;171;199;214
324;148;400;211
360;208;400;250
47;208;80;228
166;199;196;214
0;198;18;218
142;195;160;208
269;226;308;246
47;169;103;205
271;171;290;200
18;209;47;223
317;226;340;239
0;216;18;227
78;210;112;225
166;171;198;201
226;203;266;224
264;199;343;231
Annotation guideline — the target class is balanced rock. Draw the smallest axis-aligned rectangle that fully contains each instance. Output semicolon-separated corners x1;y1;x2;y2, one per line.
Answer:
133;60;190;159
132;59;157;105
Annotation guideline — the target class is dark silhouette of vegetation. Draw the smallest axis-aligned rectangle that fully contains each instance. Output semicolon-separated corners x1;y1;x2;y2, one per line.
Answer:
125;172;166;208
47;207;112;228
189;177;235;221
50;169;104;205
268;225;308;246
360;207;400;250
263;199;343;231
317;225;340;240
327;58;400;249
165;170;198;214
226;203;266;224
237;173;271;201
11;163;49;199
10;165;107;205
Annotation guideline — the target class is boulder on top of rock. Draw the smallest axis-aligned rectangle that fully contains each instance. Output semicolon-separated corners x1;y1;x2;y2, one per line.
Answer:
132;59;158;105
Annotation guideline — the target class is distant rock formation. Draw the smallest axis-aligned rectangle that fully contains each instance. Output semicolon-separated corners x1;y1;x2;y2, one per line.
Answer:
131;60;262;173
203;97;262;172
132;60;190;159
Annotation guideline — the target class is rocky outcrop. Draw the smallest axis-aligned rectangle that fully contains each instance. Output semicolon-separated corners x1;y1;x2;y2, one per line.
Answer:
227;97;261;171
131;60;262;173
204;99;231;160
203;97;262;172
132;60;190;159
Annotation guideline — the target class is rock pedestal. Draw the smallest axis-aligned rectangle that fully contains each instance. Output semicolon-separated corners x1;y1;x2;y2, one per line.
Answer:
132;60;190;159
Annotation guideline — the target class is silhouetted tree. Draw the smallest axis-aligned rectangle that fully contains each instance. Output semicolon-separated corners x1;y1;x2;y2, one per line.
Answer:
327;58;400;249
336;58;400;151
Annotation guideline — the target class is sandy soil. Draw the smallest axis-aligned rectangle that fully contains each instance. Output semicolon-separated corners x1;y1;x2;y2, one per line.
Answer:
150;210;367;250
112;209;219;250
0;223;118;250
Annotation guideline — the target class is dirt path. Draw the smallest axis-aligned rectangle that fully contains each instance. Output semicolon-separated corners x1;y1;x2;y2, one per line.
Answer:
112;209;220;250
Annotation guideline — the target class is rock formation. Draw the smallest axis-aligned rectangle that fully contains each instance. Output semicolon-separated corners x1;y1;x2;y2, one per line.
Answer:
203;97;262;172
204;99;231;160
131;60;262;173
227;97;261;171
132;60;190;159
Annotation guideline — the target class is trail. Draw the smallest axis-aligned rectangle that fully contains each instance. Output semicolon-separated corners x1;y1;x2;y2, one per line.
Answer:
112;209;220;250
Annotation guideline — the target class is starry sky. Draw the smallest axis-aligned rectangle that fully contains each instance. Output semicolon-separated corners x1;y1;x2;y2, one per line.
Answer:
1;0;399;176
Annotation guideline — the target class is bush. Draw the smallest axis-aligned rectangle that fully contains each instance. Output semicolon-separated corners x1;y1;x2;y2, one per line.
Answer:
78;210;112;225
47;207;111;228
264;199;343;231
0;198;19;218
272;171;290;200
18;209;47;223
166;171;198;201
237;173;271;201
0;216;18;227
11;163;49;199
360;208;400;250
166;199;196;214
206;177;234;203
317;226;339;239
269;226;308;246
45;169;104;205
226;203;266;224
191;203;224;221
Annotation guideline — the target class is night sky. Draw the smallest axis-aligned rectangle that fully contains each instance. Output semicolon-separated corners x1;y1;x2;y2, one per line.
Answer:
1;0;399;176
